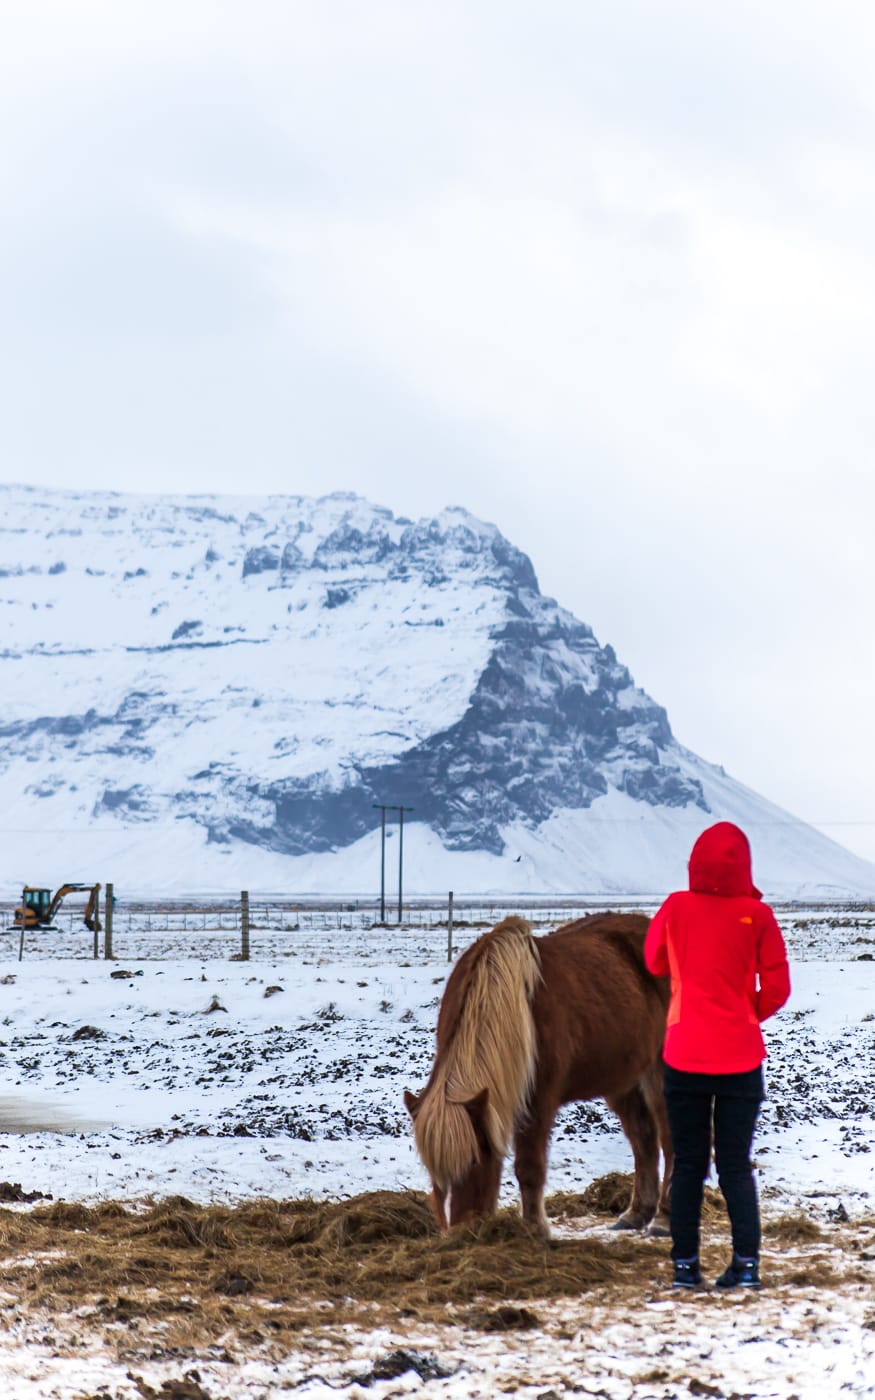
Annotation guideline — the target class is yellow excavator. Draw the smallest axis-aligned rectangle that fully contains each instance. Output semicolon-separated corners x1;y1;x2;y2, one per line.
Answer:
13;884;102;933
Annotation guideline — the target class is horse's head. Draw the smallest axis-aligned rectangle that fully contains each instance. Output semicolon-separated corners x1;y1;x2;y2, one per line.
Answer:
404;1085;501;1229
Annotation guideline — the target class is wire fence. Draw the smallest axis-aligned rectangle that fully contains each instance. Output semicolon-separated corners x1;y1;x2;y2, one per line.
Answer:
0;896;646;964
2;893;875;964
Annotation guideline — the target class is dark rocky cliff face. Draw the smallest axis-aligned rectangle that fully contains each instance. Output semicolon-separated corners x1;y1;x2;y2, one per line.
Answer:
365;617;704;855
216;512;706;856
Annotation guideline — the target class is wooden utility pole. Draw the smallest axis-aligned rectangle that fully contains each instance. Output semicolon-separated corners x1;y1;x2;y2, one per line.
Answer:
241;890;250;961
372;803;415;923
373;804;386;921
447;890;454;963
104;882;114;960
398;807;405;923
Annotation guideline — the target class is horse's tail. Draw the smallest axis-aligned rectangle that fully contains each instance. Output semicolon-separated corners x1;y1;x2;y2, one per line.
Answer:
410;916;541;1190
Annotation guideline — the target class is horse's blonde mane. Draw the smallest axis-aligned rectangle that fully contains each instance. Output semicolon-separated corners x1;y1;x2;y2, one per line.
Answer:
412;916;541;1189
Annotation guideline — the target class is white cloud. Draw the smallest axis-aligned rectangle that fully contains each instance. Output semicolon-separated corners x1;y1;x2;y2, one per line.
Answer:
3;1;875;853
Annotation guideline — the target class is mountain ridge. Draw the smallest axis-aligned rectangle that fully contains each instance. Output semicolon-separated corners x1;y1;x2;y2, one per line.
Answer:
1;482;872;898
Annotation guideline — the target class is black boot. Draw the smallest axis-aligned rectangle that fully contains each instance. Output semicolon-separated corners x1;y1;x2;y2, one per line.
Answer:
672;1256;704;1289
715;1254;760;1289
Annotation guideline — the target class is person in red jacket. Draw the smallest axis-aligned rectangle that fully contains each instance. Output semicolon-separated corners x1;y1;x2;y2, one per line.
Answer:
645;821;790;1290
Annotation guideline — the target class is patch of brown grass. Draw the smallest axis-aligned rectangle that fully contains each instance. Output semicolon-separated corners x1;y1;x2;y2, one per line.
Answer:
464;1304;542;1331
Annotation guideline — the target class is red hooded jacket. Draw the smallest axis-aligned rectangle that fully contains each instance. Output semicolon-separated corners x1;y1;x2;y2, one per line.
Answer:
644;822;791;1074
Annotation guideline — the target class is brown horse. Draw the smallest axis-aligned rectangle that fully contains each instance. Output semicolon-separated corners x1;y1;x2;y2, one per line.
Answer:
404;912;672;1237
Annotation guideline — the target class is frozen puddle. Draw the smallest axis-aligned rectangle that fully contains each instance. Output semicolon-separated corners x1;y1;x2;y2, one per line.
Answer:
0;1094;111;1135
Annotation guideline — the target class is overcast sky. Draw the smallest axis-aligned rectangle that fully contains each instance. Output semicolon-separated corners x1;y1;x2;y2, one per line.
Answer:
4;1;875;859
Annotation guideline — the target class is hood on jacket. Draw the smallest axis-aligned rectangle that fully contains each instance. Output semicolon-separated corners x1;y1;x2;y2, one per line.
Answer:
688;821;762;899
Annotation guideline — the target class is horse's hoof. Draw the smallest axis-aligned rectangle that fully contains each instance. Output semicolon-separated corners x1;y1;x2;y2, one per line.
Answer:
610;1211;647;1232
644;1215;672;1237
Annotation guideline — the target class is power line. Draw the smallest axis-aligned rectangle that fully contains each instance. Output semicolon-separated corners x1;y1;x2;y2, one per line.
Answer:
0;817;131;828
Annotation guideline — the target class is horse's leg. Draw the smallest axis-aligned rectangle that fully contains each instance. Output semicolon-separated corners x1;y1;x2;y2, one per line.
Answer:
605;1084;659;1230
481;1149;503;1218
640;1063;673;1237
513;1105;555;1239
429;1182;448;1231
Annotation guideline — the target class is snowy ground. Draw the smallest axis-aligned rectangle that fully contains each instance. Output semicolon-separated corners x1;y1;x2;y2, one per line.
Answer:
0;909;871;1397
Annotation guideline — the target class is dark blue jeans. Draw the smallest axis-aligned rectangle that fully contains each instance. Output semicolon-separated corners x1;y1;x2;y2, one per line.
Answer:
664;1063;764;1261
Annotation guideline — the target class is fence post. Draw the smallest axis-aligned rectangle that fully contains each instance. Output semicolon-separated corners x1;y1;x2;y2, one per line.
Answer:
104;882;114;960
447;890;454;963
240;890;250;961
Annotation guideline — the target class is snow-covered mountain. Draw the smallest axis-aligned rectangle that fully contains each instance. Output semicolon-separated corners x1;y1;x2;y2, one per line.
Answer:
1;483;872;898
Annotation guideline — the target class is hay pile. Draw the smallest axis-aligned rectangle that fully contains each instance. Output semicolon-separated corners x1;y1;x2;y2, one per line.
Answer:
763;1213;824;1243
546;1172;726;1221
0;1181;853;1345
547;1171;633;1219
0;1186;654;1340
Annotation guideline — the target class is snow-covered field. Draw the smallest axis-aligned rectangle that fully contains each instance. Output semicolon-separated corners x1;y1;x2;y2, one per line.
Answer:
0;908;871;1397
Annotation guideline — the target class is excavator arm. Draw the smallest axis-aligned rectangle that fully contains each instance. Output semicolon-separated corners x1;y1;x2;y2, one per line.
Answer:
46;884;95;924
13;884;103;931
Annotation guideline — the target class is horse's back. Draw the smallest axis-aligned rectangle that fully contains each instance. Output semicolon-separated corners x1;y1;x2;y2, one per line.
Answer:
542;911;667;998
534;912;668;1101
551;910;650;943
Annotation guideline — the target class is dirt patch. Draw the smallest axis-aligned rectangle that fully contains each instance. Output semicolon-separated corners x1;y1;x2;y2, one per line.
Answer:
348;1349;454;1385
465;1303;542;1331
127;1375;214;1399
0;1180;51;1203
